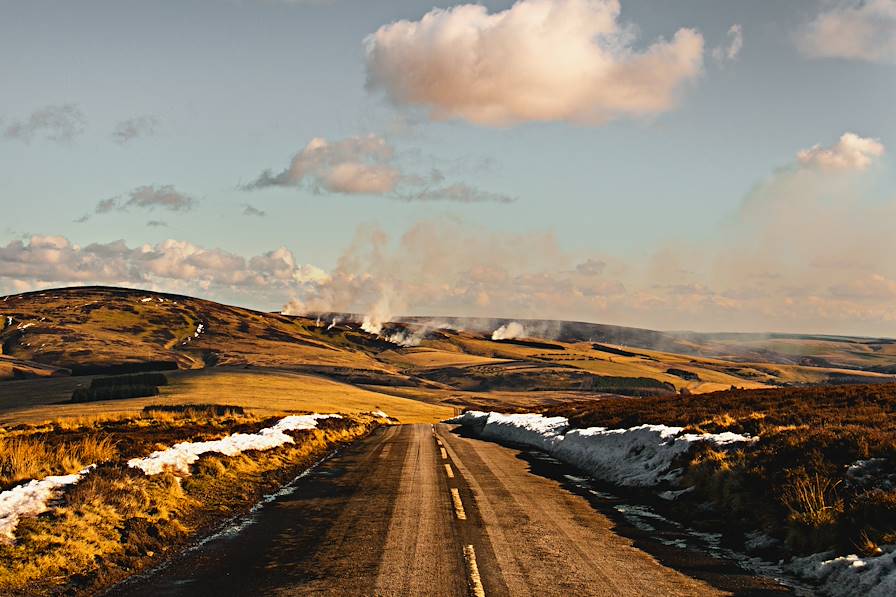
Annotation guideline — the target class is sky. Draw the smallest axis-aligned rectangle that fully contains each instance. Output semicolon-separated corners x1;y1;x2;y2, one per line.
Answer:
2;0;895;336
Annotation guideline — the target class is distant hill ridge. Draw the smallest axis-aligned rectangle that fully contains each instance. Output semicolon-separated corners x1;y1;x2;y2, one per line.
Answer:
1;287;894;394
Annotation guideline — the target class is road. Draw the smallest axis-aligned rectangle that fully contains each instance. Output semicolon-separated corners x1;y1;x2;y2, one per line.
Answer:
114;424;788;596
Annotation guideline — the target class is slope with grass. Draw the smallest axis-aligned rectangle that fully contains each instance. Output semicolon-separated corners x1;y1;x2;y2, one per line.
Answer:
0;406;383;595
2;286;894;420
0;368;453;426
537;384;896;562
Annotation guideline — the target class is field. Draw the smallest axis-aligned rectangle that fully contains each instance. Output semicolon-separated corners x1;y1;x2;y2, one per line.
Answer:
0;368;452;426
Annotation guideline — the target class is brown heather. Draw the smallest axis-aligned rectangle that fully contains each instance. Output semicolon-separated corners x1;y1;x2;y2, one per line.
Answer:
544;383;896;555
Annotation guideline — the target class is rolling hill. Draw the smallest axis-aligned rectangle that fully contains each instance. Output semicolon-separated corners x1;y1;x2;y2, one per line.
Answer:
2;286;895;418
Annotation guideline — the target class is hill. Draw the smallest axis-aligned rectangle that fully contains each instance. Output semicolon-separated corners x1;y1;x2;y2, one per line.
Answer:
1;286;895;420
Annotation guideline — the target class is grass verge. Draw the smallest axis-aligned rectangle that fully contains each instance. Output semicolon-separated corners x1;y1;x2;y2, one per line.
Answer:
0;409;377;595
543;383;896;558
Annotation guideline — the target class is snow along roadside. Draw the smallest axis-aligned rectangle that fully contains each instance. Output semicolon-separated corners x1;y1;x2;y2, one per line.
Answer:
128;414;342;476
448;411;896;597
447;411;753;486
0;467;93;543
789;549;896;597
0;414;342;542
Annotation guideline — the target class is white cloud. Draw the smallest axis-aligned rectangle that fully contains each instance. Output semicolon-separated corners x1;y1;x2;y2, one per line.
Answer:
364;0;704;126
797;0;896;63
245;135;399;194
3;104;86;143
0;236;323;300
712;24;743;64
797;132;885;171
246;135;514;202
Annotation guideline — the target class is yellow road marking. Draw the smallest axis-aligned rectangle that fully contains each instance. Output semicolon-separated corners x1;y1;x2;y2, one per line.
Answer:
444;463;454;478
463;544;486;597
436;439;443;447
450;488;467;520
440;447;448;460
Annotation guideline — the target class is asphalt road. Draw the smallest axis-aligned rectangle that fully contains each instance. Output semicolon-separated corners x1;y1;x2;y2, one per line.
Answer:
114;424;789;596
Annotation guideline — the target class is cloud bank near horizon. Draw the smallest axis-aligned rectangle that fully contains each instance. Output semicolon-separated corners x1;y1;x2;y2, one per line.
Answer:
2;132;894;336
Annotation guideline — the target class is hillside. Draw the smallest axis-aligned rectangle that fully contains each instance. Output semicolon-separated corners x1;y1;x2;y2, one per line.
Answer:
401;315;896;372
2;287;894;411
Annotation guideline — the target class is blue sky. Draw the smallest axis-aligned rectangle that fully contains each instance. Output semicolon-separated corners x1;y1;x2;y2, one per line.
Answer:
2;0;895;335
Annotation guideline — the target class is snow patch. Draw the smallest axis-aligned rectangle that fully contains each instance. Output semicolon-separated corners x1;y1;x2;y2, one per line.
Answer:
790;547;896;597
128;414;341;476
140;297;153;303
846;458;896;491
0;467;93;543
447;411;754;487
446;410;489;427
658;487;695;501
371;410;390;419
480;412;569;451
744;530;779;552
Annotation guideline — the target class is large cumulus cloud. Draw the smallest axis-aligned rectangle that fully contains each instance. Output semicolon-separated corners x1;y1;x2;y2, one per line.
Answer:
364;0;704;125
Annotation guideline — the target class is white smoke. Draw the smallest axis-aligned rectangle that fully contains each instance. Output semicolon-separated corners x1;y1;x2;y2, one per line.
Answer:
384;329;423;347
360;290;397;335
492;321;526;340
382;319;454;347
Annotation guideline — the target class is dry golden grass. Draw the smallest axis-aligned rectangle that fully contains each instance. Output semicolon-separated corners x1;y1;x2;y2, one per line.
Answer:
0;420;374;595
0;435;117;487
0;368;452;427
378;347;510;369
782;473;844;528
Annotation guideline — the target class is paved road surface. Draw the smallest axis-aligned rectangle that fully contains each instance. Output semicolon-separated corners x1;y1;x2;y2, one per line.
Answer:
114;424;787;596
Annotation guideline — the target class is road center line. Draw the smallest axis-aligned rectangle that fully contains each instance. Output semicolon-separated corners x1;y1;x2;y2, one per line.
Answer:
450;487;467;520
463;544;486;597
444;463;454;478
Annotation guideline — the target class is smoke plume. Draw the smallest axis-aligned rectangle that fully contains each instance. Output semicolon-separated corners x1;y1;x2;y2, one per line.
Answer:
492;322;526;340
